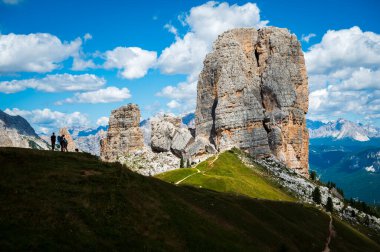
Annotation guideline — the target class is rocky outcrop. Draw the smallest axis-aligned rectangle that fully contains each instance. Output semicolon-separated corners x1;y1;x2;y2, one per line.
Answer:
195;27;309;176
0;110;48;149
149;114;216;162
151;115;182;152
100;104;144;162
59;128;76;152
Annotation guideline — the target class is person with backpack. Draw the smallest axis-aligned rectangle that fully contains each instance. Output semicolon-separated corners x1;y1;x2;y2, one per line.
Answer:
50;133;56;151
62;135;68;152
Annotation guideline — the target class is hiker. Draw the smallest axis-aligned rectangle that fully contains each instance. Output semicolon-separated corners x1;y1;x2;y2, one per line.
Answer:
62;135;68;152
50;133;56;151
57;135;62;151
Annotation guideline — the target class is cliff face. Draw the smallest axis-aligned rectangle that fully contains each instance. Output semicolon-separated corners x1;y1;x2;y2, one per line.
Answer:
195;27;309;176
0;110;48;149
100;104;144;162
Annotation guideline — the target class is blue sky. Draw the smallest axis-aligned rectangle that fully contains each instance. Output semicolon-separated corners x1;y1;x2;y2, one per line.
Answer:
1;0;380;133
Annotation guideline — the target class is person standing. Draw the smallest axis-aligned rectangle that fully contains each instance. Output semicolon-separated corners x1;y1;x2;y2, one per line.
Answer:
62;135;68;152
59;135;64;152
50;133;56;151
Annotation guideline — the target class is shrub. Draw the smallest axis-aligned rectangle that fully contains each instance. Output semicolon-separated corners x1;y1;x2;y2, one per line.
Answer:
312;186;321;204
310;171;317;181
326;197;333;212
180;157;184;168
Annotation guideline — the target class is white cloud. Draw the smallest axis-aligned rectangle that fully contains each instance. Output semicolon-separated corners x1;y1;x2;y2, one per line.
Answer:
4;108;90;133
305;26;380;123
157;79;197;100
0;33;81;73
157;1;268;75
0;73;105;94
305;26;380;75
301;33;316;43
56;86;131;104
2;0;21;4
164;24;179;38
167;100;181;109
96;116;109;126
103;47;157;79
83;33;92;41
157;1;267;113
71;56;96;71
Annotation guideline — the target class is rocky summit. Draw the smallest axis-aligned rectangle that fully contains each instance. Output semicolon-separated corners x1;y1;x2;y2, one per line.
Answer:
100;104;144;162
0;110;48;150
195;27;309;176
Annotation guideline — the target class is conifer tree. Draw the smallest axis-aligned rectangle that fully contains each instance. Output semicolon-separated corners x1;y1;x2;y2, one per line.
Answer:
312;186;321;204
326;197;333;212
180;157;184;168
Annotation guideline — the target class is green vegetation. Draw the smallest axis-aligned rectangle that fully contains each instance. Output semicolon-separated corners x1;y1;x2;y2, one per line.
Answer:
312;186;322;204
0;147;379;251
326;197;333;212
348;198;380;218
310;170;317;181
180;156;184;168
157;150;294;201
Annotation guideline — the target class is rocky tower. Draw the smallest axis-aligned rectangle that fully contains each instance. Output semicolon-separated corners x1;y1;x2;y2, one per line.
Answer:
195;27;309;176
59;128;76;152
100;104;144;162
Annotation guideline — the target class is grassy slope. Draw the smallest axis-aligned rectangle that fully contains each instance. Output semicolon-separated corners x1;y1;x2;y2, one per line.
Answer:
0;148;379;251
157;150;294;201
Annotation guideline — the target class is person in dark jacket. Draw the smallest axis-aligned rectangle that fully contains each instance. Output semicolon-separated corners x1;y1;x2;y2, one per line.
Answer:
50;133;56;151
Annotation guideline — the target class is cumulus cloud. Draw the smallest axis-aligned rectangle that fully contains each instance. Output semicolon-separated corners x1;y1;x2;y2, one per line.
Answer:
167;100;181;109
4;108;90;133
0;33;81;73
71;55;96;71
56;86;131;104
157;1;268;112
0;73;105;94
305;26;380;123
96;116;109;126
305;26;380;75
301;33;316;43
103;47;157;79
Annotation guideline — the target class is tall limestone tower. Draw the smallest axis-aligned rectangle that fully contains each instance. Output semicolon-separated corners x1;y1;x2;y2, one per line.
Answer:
195;27;309;176
100;104;144;162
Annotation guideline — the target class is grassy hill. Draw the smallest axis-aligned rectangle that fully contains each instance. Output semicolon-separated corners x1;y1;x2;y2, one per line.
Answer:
0;148;379;251
156;150;294;201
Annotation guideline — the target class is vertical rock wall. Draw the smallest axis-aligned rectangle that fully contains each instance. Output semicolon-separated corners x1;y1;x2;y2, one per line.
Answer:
100;104;144;162
195;27;309;176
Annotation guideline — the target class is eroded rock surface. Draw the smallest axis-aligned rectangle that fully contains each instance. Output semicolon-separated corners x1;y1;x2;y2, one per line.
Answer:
100;104;144;162
195;27;309;176
0;110;48;149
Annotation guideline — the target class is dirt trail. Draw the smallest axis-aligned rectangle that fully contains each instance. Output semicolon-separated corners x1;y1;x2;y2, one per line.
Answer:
175;168;201;185
322;214;336;252
175;153;220;185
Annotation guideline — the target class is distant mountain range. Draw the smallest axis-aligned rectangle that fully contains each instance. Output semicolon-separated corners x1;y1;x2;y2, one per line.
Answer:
307;118;380;142
307;119;380;204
